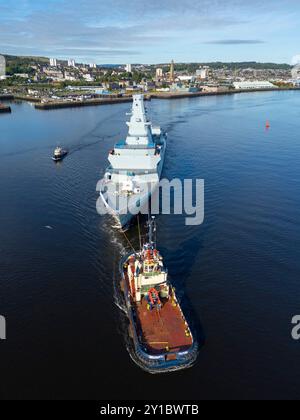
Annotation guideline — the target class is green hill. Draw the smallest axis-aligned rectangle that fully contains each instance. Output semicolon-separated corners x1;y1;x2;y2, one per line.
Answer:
2;54;48;76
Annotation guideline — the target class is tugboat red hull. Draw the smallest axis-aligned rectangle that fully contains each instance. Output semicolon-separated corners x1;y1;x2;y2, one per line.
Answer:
120;254;198;373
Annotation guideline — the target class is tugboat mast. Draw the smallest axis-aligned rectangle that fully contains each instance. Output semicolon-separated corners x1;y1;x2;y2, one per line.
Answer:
148;216;156;246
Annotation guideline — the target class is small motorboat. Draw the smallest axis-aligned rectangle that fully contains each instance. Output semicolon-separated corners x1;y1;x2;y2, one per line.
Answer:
52;147;68;162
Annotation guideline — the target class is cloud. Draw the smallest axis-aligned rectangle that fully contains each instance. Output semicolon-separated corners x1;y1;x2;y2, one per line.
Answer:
204;40;265;45
0;0;299;62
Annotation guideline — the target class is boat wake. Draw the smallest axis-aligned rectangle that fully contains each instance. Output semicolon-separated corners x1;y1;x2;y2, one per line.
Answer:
68;133;120;156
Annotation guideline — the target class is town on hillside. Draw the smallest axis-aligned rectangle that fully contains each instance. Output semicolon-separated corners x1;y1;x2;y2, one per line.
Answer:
1;55;300;106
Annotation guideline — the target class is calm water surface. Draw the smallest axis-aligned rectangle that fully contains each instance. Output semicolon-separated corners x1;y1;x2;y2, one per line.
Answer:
0;91;300;399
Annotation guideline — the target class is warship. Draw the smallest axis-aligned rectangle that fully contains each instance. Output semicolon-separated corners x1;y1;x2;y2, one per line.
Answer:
100;95;167;228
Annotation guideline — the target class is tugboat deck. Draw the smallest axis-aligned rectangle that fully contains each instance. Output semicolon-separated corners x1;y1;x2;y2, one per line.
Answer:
136;296;193;355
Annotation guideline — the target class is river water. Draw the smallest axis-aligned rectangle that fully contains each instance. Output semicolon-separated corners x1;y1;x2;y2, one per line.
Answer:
0;91;300;400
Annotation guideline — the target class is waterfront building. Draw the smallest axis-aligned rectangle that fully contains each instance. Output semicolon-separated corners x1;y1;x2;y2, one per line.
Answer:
202;84;229;93
49;58;57;67
170;82;199;93
233;81;277;90
178;75;196;83
67;86;109;94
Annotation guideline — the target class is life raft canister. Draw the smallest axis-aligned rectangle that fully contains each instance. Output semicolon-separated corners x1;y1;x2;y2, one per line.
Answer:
148;288;162;307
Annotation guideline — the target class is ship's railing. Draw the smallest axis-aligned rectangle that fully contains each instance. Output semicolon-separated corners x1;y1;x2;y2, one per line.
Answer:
105;166;158;176
115;141;156;150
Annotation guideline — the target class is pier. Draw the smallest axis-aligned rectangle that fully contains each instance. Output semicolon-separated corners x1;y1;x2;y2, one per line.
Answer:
0;94;13;114
151;86;300;100
31;87;300;110
0;103;11;114
0;88;299;112
35;96;136;110
0;94;14;100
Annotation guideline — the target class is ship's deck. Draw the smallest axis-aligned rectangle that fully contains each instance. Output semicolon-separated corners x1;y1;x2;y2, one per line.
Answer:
136;296;193;355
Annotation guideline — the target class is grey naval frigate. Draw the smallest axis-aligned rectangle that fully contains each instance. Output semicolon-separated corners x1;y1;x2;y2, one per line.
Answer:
100;94;167;228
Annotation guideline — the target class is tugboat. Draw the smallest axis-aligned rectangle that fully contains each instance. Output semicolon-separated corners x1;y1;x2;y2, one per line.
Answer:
120;217;198;373
52;147;68;162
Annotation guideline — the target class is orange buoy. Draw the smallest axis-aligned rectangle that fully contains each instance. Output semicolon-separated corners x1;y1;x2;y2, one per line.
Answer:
266;120;270;129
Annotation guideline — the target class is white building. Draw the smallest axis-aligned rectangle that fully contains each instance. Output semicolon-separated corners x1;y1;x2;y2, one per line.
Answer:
196;67;210;80
156;68;163;79
49;58;57;67
125;64;132;73
177;75;196;82
89;63;97;69
64;73;77;82
291;64;300;80
83;74;95;82
233;81;277;90
15;73;29;79
0;55;6;79
68;59;76;67
44;69;65;81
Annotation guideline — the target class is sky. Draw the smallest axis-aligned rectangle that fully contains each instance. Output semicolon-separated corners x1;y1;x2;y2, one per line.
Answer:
0;0;300;64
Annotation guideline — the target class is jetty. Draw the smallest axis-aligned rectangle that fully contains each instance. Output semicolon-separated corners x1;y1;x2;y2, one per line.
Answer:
0;103;11;114
34;95;151;110
33;87;300;110
151;86;300;100
0;94;14;101
0;87;299;112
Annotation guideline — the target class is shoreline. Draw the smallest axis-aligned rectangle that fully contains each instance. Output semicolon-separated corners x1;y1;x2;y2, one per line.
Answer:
1;87;299;111
151;86;300;100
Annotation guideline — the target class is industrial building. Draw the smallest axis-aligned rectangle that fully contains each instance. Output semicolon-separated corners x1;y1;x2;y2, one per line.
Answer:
233;81;277;90
196;66;210;80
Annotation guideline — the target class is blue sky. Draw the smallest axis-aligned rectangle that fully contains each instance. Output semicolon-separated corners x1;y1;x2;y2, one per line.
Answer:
0;0;300;64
